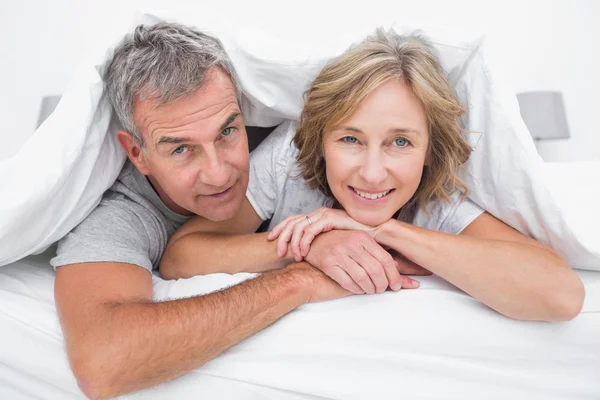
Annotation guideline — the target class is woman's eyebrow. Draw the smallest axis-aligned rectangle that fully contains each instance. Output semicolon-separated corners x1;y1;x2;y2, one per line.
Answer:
387;127;422;136
335;125;422;136
336;126;362;133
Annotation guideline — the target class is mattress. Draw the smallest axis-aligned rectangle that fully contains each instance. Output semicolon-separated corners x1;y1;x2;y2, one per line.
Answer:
1;247;599;399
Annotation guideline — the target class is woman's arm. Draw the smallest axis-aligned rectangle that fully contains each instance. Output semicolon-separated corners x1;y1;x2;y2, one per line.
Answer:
162;199;419;291
373;211;585;321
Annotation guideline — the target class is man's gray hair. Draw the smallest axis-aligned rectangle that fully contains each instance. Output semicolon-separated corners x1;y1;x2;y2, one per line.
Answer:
106;22;242;146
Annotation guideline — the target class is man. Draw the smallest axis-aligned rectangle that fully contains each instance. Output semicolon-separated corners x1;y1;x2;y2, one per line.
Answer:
50;23;355;399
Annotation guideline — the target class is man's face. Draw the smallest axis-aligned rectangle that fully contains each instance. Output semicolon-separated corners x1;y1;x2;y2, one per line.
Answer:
131;68;249;221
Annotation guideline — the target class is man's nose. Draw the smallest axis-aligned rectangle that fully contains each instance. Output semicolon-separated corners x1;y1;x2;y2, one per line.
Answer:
198;148;231;188
359;150;388;185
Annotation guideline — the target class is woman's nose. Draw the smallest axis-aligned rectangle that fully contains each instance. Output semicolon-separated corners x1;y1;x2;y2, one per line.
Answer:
359;151;387;185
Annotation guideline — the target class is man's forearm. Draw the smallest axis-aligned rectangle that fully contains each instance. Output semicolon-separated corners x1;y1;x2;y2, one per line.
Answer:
68;266;309;399
160;232;292;279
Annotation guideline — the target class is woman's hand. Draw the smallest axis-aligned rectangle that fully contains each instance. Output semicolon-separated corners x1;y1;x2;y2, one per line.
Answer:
268;208;424;295
303;229;420;294
268;207;374;262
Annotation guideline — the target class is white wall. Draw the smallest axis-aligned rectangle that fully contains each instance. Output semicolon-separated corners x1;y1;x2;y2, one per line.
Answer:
2;0;599;161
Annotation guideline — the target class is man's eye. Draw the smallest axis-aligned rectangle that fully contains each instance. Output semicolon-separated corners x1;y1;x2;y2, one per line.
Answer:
172;146;188;155
394;138;409;147
222;127;234;137
342;136;358;144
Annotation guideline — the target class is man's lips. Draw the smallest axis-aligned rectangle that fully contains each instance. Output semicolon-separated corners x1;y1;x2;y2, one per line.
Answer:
201;183;235;198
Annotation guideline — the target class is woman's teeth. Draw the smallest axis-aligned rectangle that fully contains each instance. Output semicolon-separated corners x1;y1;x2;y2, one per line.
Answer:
352;188;391;200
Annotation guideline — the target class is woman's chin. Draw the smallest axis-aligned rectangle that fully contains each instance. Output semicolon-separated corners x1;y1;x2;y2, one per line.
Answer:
350;211;395;227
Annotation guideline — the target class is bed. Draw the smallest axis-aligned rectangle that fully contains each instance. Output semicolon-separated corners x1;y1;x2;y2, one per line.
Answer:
1;244;599;399
1;10;600;400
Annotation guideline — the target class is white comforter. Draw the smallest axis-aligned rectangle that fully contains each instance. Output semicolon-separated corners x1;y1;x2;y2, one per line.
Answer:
1;249;599;400
2;8;599;400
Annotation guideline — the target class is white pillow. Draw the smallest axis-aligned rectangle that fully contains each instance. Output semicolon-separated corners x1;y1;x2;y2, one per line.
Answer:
541;161;600;265
1;10;598;271
453;51;600;270
0;64;126;266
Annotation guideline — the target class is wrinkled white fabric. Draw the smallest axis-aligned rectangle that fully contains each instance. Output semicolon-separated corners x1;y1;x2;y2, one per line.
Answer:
0;10;598;269
1;250;599;399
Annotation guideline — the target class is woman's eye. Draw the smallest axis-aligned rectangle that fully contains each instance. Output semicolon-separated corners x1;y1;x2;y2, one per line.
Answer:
172;146;188;155
394;138;409;147
342;136;358;144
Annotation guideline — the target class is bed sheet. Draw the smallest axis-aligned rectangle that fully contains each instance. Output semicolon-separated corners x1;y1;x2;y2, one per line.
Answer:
1;249;599;399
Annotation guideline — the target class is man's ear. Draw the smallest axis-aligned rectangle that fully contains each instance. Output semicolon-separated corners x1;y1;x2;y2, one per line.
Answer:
117;130;151;175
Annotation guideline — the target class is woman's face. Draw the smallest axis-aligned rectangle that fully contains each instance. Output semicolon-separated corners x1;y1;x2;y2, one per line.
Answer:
324;77;429;226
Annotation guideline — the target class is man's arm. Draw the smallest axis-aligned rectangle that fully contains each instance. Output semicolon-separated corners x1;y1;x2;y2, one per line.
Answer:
160;198;422;293
55;261;346;400
159;198;293;279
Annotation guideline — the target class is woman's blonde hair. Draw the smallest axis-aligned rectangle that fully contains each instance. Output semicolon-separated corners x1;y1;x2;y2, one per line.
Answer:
294;29;472;210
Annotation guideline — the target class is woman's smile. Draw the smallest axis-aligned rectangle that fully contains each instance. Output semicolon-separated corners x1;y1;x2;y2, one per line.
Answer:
349;186;395;202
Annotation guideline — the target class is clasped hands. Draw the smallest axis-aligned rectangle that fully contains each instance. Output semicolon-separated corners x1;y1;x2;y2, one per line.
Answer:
267;207;431;295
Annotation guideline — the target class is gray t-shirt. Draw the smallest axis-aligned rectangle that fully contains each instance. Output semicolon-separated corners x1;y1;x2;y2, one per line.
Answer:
246;120;484;234
51;161;191;272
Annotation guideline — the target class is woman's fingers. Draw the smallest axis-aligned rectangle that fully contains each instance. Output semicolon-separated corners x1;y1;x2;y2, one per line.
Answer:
290;219;310;262
276;217;302;257
286;210;328;260
268;215;294;240
299;218;331;257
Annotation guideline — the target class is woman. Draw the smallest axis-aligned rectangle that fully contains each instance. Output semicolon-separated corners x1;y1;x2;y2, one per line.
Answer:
160;29;584;321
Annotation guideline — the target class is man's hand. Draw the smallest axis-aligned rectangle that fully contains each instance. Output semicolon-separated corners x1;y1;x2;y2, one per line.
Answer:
388;249;433;276
288;262;353;303
303;230;420;295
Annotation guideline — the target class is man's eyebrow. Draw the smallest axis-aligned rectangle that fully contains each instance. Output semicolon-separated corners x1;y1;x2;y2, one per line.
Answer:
219;112;242;132
155;112;242;147
156;136;191;146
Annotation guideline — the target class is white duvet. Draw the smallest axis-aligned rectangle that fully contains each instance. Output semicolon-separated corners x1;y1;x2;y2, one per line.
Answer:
1;10;599;270
2;8;600;400
1;248;599;400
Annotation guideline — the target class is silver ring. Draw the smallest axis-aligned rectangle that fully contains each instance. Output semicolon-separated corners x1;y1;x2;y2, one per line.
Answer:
306;215;312;225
